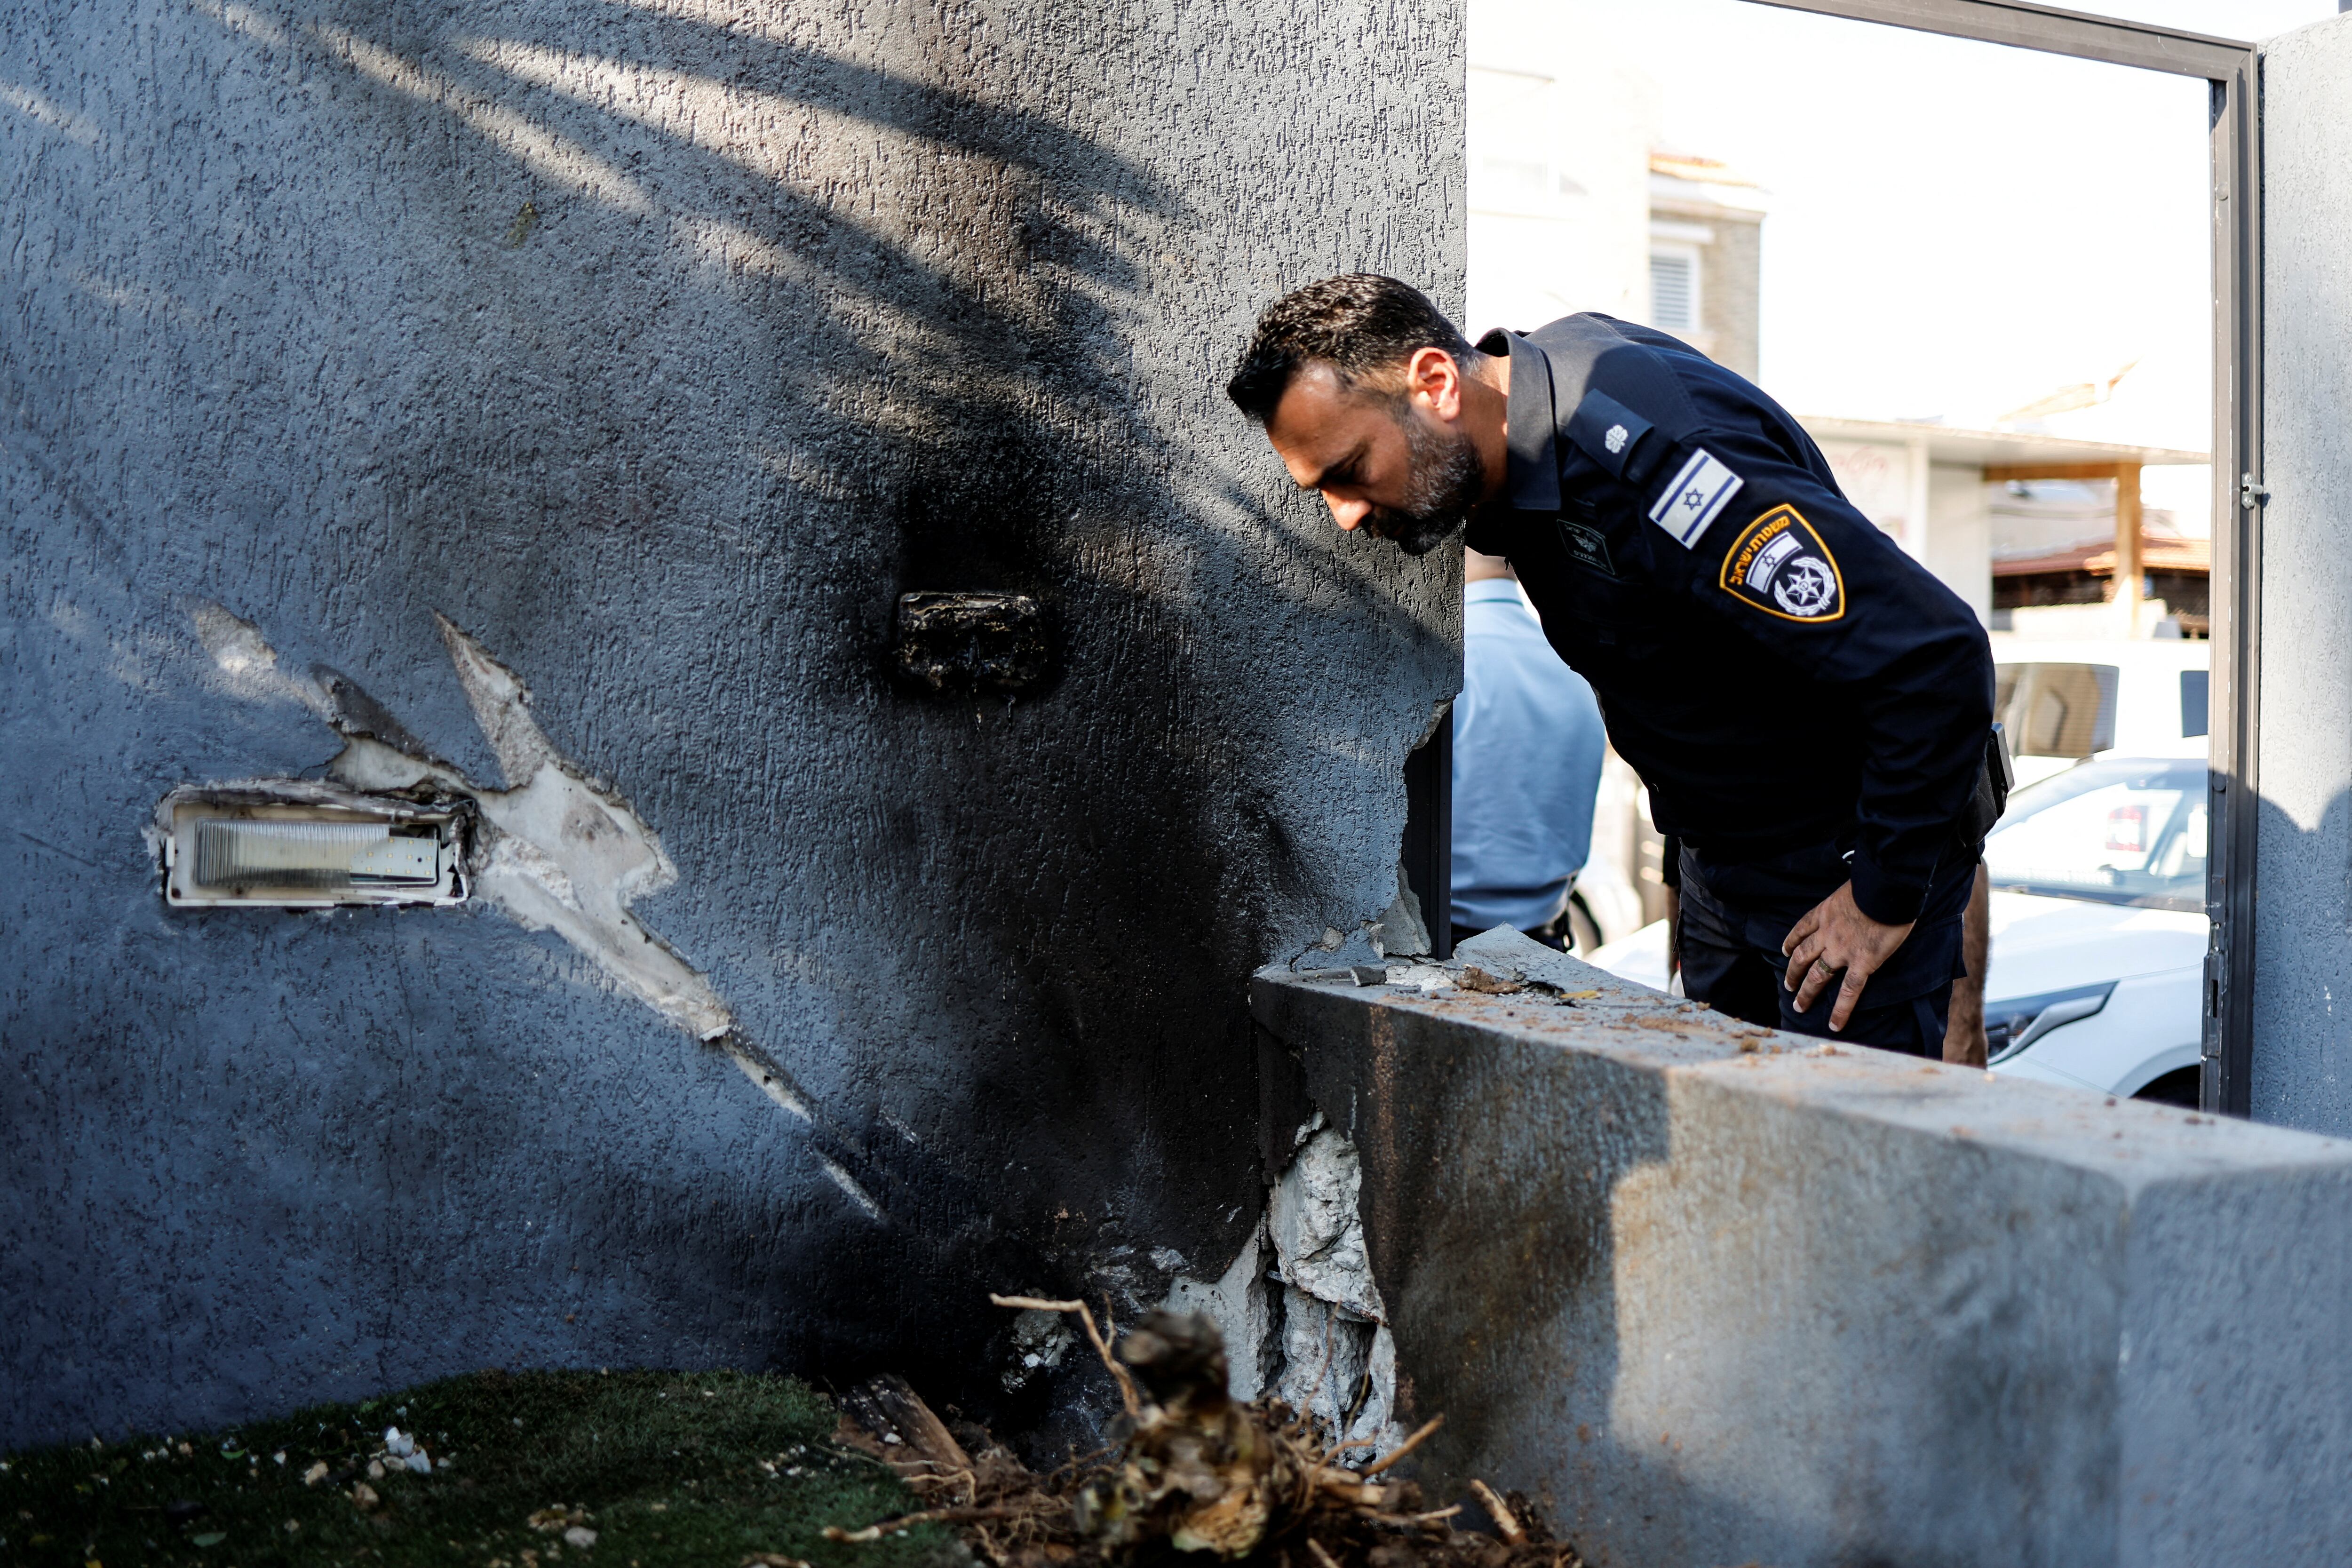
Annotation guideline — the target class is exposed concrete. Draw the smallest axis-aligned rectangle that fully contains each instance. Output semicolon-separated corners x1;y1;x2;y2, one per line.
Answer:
1266;1115;1403;1456
1254;927;2352;1567
0;0;1462;1448
2254;14;2352;1135
1162;1222;1276;1404
331;611;738;1044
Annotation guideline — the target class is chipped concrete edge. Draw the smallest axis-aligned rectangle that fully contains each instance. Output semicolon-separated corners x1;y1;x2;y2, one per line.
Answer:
1253;924;2352;1192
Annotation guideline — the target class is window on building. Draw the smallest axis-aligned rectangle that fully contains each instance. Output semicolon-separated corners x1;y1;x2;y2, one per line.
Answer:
1649;249;1698;332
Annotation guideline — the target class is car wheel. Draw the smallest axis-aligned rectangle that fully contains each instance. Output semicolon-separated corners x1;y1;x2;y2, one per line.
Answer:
2133;1066;2201;1108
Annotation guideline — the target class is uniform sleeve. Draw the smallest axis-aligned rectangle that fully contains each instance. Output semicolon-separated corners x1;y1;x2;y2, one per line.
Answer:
1655;423;1994;925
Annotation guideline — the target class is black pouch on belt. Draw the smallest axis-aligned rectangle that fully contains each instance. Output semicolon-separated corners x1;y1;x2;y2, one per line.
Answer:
1956;723;2015;856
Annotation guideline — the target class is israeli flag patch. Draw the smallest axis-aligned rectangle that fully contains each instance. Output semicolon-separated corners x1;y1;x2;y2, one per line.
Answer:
1647;449;1745;548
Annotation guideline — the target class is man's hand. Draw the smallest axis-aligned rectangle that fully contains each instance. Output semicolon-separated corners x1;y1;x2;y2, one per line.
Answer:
1782;881;1914;1032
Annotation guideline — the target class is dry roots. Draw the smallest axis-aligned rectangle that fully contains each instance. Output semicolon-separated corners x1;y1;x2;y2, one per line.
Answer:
823;1299;1584;1568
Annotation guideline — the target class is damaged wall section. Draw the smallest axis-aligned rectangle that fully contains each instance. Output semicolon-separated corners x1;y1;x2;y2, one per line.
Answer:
0;0;1462;1446
1162;1114;1405;1462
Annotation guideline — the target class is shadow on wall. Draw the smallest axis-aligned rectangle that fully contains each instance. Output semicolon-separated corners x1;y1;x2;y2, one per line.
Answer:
0;0;1461;1447
2250;785;2352;1129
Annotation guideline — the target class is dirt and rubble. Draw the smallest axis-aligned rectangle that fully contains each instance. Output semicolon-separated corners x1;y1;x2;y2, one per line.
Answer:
828;1299;1585;1568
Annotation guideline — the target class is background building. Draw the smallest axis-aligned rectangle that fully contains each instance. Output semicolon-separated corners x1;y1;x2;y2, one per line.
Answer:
1469;0;2209;643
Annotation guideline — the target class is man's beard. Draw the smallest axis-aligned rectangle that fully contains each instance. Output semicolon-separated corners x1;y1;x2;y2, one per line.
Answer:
1361;410;1486;557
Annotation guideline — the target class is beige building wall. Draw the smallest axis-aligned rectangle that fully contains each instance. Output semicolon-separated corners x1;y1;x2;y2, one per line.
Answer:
1650;172;1764;380
1927;463;1995;622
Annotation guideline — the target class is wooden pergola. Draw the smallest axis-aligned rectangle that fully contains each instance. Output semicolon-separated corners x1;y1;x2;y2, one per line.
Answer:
1983;458;2153;631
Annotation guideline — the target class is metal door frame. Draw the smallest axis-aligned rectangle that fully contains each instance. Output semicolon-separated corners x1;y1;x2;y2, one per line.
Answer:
1739;0;2263;1115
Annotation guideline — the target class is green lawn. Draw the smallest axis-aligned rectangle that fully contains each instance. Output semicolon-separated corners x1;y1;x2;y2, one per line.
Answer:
0;1370;957;1568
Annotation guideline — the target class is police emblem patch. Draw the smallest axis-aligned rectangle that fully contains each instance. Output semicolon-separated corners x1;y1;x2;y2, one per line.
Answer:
1605;423;1629;454
1718;505;1845;622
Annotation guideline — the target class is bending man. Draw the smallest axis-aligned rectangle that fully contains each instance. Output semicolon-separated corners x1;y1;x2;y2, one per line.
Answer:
1227;275;1996;1059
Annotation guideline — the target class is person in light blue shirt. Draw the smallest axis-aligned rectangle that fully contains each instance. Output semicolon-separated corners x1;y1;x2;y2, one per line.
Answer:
1452;548;1607;950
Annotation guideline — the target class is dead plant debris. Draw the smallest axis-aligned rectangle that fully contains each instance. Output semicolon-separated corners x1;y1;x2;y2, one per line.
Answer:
830;1299;1586;1568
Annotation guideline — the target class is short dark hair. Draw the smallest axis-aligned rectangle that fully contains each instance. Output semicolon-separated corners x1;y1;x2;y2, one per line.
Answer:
1225;274;1477;424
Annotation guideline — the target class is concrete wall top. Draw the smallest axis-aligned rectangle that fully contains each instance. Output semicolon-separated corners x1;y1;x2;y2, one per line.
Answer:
1255;928;2352;1567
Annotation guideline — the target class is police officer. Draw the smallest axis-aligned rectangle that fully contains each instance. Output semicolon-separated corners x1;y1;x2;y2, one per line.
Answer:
1225;274;1996;1059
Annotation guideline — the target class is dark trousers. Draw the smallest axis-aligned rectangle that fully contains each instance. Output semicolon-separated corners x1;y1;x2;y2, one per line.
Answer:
1676;840;1978;1058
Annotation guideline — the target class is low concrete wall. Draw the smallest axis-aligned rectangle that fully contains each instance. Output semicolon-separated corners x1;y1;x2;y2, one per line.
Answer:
1253;929;2352;1568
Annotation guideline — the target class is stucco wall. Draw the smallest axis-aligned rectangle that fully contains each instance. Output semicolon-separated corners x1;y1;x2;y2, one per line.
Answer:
0;0;1463;1448
2253;13;2352;1133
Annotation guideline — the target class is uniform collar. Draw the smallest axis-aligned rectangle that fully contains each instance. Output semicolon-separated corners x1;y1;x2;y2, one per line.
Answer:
1465;576;1526;605
1478;328;1562;513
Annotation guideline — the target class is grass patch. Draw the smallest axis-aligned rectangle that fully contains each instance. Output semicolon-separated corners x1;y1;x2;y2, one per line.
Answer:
0;1369;956;1568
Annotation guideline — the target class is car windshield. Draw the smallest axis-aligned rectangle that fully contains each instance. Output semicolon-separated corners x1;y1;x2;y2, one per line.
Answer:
1984;757;2208;914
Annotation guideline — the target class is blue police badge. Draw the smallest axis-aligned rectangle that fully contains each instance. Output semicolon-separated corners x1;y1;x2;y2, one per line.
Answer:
1718;505;1845;622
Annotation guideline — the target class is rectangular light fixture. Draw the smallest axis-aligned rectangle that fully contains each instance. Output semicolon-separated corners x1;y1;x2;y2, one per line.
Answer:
161;790;468;908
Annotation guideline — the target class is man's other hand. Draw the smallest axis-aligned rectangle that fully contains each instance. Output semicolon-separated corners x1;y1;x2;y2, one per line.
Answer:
1782;882;1915;1032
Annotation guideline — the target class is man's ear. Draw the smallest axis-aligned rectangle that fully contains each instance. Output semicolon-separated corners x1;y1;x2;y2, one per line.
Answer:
1404;346;1465;420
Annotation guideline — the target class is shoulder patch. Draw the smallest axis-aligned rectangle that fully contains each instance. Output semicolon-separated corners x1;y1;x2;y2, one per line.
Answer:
1564;389;1654;480
1647;449;1744;548
1718;505;1845;622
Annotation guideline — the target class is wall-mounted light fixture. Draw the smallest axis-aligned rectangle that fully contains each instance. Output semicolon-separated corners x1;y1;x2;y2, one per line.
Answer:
158;784;470;908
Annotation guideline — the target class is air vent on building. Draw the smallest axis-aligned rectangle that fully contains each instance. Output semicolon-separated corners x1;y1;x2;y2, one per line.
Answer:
157;785;470;908
1650;251;1697;332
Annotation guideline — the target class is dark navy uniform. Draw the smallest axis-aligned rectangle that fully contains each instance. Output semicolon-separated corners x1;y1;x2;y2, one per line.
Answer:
1463;315;1995;1055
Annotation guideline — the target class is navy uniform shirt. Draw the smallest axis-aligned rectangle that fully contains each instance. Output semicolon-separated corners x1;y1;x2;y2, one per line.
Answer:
1462;314;1994;926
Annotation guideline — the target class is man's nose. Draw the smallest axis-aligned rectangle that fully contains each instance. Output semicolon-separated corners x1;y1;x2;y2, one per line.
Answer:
1326;494;1370;531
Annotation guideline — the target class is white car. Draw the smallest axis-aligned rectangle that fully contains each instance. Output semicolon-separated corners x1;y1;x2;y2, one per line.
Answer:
1979;755;2206;1104
1589;754;2209;1106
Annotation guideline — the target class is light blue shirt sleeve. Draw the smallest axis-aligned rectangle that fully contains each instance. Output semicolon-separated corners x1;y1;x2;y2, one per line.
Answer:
1450;578;1607;934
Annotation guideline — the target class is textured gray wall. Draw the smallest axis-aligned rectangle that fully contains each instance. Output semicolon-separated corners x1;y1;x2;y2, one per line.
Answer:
2254;13;2352;1134
0;0;1462;1447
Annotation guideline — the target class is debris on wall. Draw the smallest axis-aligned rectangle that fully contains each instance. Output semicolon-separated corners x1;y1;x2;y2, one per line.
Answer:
895;593;1050;697
181;603;882;1219
1001;1307;1081;1393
